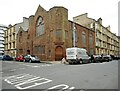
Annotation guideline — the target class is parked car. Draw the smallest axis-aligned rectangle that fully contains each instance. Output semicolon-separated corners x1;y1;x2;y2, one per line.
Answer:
0;55;3;60
101;55;112;62
15;55;25;62
15;56;19;61
2;55;13;61
110;55;119;60
110;55;115;60
91;55;102;63
114;55;120;60
24;54;40;63
118;55;120;60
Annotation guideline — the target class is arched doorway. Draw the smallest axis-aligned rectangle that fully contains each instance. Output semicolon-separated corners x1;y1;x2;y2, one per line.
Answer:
55;46;63;61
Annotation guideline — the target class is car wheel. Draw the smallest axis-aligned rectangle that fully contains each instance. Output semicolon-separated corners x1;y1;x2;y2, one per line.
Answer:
89;60;92;63
23;59;26;62
29;59;32;63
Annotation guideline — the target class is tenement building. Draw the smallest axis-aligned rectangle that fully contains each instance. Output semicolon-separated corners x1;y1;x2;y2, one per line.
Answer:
4;25;16;57
16;5;95;61
4;17;29;57
73;13;119;55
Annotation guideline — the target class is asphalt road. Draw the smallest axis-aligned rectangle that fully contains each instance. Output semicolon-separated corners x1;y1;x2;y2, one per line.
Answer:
0;60;119;90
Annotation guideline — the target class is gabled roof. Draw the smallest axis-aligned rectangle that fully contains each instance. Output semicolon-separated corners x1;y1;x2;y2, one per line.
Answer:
35;4;47;15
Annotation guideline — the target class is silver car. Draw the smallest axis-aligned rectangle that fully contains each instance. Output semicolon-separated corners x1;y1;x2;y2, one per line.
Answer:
24;55;40;63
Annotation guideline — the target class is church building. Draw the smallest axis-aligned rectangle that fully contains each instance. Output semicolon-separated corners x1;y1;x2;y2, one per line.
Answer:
16;5;95;61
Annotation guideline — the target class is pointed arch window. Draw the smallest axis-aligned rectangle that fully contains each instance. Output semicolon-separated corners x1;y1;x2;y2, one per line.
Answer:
82;31;86;45
36;16;44;36
19;31;22;42
89;33;93;46
20;31;22;36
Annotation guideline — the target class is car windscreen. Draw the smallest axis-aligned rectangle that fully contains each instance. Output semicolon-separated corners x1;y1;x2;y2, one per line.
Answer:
5;55;10;57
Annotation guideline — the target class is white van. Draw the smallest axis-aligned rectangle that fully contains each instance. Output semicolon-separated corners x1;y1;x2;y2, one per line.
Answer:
66;47;90;64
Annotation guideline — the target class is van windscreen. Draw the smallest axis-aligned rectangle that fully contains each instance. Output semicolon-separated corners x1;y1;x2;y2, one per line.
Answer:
78;50;87;55
67;51;75;55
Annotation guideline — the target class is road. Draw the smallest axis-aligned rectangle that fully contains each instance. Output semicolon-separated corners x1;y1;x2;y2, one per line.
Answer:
0;60;119;90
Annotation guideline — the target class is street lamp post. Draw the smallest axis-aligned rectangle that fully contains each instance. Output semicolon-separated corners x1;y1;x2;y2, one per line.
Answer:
72;22;76;47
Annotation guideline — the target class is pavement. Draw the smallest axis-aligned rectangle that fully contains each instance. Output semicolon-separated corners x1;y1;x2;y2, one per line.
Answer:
41;58;68;64
40;60;62;64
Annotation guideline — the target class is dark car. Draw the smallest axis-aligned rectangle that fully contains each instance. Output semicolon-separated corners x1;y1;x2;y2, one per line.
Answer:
118;55;120;60
110;55;115;60
114;55;120;60
2;55;13;61
0;55;3;60
110;55;119;60
91;55;102;63
24;54;40;63
101;55;112;62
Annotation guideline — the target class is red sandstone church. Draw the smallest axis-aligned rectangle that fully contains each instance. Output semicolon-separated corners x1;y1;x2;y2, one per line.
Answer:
16;5;95;61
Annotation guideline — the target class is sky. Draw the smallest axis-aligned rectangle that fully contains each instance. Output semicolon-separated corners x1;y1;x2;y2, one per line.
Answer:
0;0;119;35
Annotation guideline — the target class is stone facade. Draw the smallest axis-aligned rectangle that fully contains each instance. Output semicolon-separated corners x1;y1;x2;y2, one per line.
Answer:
4;25;16;57
4;17;29;57
73;13;119;55
16;5;95;61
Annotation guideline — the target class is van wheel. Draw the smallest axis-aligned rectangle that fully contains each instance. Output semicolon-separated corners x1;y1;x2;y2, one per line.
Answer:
80;60;83;64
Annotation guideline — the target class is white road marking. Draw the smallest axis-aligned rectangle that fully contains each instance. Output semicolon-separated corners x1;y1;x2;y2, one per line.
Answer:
20;64;36;67
15;78;52;90
48;84;75;89
69;86;75;89
33;66;39;67
5;74;33;82
3;61;13;63
48;84;69;89
5;74;39;84
4;73;75;90
4;73;52;90
0;72;3;73
12;77;40;85
20;64;53;68
5;73;27;80
10;69;17;71
19;68;25;70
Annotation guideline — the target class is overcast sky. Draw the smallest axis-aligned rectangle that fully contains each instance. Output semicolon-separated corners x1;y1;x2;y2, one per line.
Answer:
0;0;119;35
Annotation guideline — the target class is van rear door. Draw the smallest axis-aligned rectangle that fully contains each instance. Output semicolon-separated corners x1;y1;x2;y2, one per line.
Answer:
66;48;76;60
